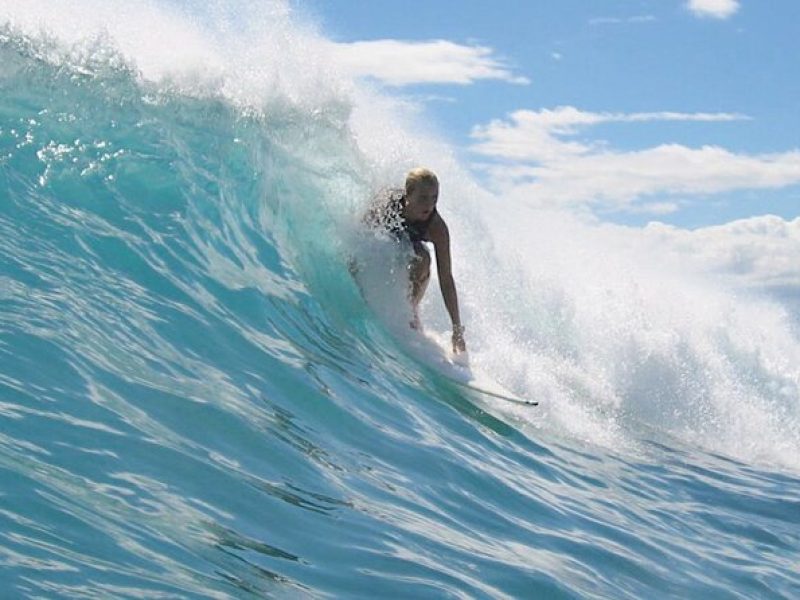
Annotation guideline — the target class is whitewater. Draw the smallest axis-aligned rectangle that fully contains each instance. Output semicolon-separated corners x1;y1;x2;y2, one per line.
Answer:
1;1;798;598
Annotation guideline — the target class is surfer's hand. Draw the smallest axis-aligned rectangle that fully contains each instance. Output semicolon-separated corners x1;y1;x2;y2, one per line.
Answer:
452;325;466;354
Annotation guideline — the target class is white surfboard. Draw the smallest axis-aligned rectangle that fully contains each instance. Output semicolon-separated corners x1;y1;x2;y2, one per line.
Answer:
442;366;538;406
406;331;538;407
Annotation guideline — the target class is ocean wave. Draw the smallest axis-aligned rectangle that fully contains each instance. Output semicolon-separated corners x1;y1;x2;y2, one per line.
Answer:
1;4;799;597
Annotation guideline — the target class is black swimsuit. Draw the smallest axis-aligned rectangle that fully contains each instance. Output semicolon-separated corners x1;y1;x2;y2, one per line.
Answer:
365;188;437;244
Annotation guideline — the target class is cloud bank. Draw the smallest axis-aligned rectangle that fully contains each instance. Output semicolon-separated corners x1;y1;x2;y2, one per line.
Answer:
642;215;800;289
470;106;800;213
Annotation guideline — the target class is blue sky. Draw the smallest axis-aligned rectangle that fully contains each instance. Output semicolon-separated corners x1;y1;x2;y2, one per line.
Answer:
298;0;800;228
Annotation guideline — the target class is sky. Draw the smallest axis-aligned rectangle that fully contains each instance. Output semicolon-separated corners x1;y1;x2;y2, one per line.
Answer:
298;0;800;229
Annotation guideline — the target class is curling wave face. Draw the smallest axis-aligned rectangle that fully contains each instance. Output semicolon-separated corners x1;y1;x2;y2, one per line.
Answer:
1;3;799;597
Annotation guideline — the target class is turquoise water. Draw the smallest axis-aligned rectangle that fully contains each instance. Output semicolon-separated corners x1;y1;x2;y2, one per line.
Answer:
2;6;800;598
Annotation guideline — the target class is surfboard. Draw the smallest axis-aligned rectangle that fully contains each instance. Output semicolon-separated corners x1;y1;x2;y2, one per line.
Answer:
406;330;538;407
436;352;538;407
444;374;539;406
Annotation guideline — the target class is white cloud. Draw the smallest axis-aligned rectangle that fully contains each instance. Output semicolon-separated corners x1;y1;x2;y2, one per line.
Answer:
686;0;741;19
504;145;800;212
589;15;657;25
330;39;529;86
470;107;800;213
471;106;748;162
642;215;800;288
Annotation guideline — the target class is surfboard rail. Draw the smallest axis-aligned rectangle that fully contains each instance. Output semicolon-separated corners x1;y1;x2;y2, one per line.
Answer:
445;376;539;406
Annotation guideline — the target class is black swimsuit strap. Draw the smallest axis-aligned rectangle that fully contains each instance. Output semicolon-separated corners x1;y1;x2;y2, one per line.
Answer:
400;195;436;243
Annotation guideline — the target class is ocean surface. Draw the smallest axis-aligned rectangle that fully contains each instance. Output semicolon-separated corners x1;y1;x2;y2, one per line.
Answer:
1;3;799;598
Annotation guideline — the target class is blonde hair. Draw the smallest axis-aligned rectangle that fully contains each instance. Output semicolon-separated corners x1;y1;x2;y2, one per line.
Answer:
405;167;438;194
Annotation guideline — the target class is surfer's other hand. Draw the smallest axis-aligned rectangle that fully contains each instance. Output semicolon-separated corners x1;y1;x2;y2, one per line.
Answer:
452;325;466;354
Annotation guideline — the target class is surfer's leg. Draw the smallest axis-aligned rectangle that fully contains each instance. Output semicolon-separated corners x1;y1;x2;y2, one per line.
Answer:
408;242;430;328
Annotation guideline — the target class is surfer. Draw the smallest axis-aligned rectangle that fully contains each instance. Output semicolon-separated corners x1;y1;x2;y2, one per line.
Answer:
362;168;466;354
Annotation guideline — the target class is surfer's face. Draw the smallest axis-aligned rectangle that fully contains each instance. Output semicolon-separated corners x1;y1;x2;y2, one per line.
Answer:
405;182;438;222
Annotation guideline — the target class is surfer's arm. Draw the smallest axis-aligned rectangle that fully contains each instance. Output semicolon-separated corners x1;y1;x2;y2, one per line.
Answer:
430;218;466;353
